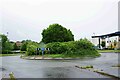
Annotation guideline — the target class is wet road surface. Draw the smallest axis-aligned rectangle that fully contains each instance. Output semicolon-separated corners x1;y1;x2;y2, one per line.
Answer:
0;53;119;78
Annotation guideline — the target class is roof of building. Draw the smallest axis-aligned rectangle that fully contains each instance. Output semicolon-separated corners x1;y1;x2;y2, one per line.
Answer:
92;31;120;38
16;41;22;46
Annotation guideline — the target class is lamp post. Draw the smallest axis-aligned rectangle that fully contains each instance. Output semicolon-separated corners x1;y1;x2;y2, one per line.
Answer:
7;32;9;54
93;33;95;36
92;33;95;45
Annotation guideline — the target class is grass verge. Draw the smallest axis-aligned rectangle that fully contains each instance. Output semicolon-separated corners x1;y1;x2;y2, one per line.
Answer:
24;53;100;59
97;50;120;53
0;54;19;57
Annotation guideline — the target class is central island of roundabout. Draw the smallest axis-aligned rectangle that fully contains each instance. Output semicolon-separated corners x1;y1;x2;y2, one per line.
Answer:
21;38;101;60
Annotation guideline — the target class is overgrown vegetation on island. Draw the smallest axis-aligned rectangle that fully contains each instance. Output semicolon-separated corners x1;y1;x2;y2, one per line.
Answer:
46;39;100;57
24;38;100;58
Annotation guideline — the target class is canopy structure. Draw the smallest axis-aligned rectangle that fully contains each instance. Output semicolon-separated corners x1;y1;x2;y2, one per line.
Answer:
91;31;120;49
92;31;120;39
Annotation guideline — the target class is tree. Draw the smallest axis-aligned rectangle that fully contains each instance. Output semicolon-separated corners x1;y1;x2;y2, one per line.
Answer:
20;40;39;51
1;34;7;50
41;23;74;43
21;42;27;51
13;43;19;50
26;41;39;55
20;40;30;51
0;34;13;53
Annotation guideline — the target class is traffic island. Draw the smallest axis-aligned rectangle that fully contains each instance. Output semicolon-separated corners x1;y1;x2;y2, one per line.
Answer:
20;54;99;60
21;56;80;60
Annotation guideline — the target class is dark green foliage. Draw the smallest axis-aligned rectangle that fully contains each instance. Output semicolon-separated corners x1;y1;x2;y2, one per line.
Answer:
26;41;39;56
113;40;117;47
13;43;19;50
0;34;13;54
46;38;100;57
101;41;105;47
46;42;68;54
20;40;34;51
26;44;38;56
20;40;39;55
41;23;74;43
1;34;7;50
21;42;27;51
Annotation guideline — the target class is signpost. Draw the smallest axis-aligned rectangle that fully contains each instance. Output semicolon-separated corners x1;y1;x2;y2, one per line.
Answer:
41;48;45;59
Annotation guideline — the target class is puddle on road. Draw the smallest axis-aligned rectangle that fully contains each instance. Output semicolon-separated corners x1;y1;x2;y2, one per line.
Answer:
41;67;71;78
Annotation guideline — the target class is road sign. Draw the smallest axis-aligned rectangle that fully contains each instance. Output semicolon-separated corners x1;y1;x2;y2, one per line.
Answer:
36;48;40;51
41;48;45;51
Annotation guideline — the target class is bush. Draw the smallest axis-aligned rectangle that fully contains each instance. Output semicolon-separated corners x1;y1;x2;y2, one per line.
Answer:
26;45;37;56
20;40;39;55
2;50;12;54
21;42;27;51
46;42;68;54
46;38;99;57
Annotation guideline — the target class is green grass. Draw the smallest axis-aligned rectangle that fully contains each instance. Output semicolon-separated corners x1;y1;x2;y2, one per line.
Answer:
44;54;65;58
76;65;94;69
97;50;120;53
43;53;100;58
0;54;19;57
112;64;120;67
9;72;16;80
24;49;101;59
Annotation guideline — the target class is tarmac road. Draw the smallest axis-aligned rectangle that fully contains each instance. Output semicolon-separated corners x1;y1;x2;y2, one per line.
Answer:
0;53;119;79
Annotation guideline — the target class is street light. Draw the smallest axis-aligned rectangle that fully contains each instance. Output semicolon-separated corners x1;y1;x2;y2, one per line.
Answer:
6;32;9;54
7;32;9;37
93;33;95;36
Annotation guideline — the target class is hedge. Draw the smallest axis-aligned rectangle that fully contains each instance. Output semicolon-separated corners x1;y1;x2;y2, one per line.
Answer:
46;39;100;57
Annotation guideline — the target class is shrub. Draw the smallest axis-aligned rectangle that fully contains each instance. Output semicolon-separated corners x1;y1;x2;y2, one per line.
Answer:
26;45;37;56
21;42;27;51
46;38;99;57
46;42;63;54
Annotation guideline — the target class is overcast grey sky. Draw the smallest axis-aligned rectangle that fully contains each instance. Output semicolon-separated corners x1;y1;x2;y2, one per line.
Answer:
1;0;119;42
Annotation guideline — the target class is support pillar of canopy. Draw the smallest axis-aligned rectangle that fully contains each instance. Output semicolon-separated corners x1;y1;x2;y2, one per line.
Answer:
118;36;120;49
98;38;101;49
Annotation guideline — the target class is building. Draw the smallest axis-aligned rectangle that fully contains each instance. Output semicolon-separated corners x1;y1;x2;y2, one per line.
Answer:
118;1;120;49
91;32;120;49
91;2;120;49
16;41;22;49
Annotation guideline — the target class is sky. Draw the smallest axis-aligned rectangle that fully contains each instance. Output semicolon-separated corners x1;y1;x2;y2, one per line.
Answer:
0;0;120;42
